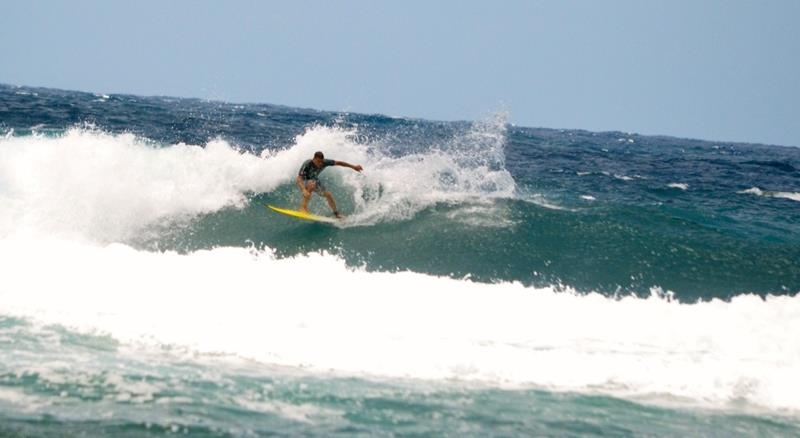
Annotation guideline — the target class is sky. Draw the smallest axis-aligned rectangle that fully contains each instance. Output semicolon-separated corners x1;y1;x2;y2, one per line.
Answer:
1;0;798;147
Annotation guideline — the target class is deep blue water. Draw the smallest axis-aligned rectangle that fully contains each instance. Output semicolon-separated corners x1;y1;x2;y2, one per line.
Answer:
1;84;799;436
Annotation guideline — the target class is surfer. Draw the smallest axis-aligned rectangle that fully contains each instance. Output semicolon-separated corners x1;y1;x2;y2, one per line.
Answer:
297;151;363;217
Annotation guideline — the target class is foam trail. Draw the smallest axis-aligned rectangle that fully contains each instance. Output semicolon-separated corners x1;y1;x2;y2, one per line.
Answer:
1;237;798;414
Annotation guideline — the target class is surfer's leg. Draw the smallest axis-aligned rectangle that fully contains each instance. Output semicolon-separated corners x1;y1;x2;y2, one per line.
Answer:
323;191;339;216
300;181;315;212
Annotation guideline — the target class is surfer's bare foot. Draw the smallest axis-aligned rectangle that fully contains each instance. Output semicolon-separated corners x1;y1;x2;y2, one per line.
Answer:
333;211;343;219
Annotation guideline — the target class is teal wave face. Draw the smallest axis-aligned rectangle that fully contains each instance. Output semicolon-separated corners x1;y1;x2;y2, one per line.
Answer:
134;193;798;301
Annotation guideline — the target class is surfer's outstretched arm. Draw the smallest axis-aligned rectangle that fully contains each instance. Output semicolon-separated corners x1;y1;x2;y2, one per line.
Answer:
334;161;363;172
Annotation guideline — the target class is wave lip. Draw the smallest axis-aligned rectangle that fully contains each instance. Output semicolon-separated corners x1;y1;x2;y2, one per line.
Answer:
0;116;520;238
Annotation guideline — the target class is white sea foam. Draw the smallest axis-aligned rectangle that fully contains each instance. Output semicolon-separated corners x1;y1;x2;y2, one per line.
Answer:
741;187;765;196
342;114;517;225
1;237;798;414
0;129;282;241
234;397;344;424
0;386;50;412
739;187;800;202
774;192;800;201
667;183;689;190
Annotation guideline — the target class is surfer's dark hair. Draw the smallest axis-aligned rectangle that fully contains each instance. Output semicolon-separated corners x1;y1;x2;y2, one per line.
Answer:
314;151;324;159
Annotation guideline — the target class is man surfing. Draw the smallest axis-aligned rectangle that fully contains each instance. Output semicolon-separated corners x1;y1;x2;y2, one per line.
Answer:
297;151;363;218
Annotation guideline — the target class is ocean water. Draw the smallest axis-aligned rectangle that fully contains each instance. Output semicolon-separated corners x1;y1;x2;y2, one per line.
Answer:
1;83;799;436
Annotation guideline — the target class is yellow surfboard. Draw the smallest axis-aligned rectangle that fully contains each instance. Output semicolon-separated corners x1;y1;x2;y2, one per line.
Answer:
266;205;339;223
